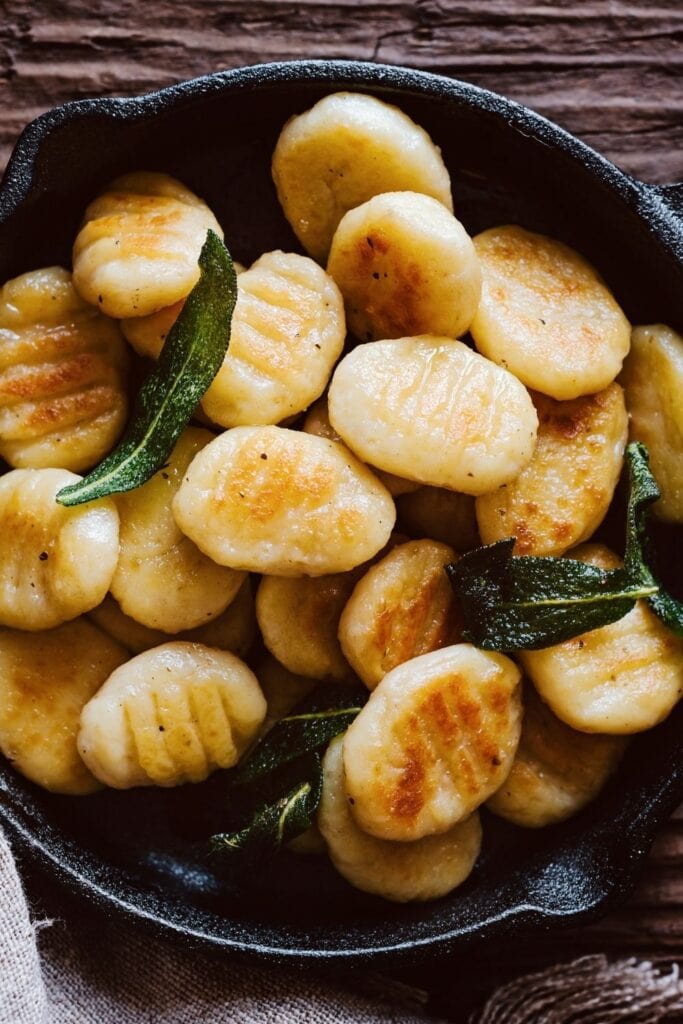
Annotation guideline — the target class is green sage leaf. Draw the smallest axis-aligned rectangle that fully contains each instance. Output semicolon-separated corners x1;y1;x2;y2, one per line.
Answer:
56;230;236;506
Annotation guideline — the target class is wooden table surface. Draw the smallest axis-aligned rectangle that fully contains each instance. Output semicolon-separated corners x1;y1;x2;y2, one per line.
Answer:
1;0;683;1006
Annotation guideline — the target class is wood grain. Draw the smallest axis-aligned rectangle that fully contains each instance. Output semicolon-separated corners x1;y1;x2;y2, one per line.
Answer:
1;0;683;977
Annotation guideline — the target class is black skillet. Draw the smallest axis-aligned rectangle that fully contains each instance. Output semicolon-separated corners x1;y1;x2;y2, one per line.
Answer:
0;60;682;967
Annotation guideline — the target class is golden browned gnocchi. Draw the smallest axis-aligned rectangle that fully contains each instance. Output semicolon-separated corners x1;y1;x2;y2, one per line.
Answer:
78;643;267;789
327;191;480;342
620;324;683;521
318;736;482;902
397;485;480;551
470;226;631;399
303;396;418;497
343;645;522;840
0;468;119;631
272;92;453;263
328;336;538;494
73;172;223;319
476;383;628;555
520;545;683;734
173;426;395;576
0;266;128;471
89;578;256;658
256;570;362;681
487;685;628;828
338;539;463;690
0;619;128;794
200;251;345;427
111;427;245;633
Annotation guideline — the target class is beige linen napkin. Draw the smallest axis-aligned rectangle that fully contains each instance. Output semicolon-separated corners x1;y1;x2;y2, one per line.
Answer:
3;827;683;1024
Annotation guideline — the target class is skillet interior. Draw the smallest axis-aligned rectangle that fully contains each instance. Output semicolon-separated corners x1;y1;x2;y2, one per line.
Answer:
0;61;682;965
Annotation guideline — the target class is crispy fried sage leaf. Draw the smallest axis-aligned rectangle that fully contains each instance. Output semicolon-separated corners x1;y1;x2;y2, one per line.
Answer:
57;230;236;506
448;443;681;651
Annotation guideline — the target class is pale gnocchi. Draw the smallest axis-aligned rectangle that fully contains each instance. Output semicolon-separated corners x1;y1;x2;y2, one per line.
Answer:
78;643;267;788
327;191;481;342
0;468;119;631
0;266;129;472
272;91;453;263
328;336;538;494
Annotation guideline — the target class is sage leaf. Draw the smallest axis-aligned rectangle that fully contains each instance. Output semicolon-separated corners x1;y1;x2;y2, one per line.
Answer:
56;230;236;506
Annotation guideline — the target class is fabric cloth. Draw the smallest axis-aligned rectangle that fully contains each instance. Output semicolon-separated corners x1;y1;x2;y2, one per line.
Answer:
2;827;683;1024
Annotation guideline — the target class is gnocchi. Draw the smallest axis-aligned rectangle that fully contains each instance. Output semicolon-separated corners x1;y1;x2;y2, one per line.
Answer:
78;643;267;789
0;619;127;794
520;545;683;734
328;336;538;494
620;324;683;522
318;736;482;902
173;426;395;576
327;191;481;342
73;172;223;319
111;427;245;633
470;226;631;400
343;645;522;840
0;266;128;472
487;685;628;828
476;383;628;555
338;539;463;690
201;251;345;427
0;468;119;631
254;654;317;736
397;485;480;551
272;92;453;263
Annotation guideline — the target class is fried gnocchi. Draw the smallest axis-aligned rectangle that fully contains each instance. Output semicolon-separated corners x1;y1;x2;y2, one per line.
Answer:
111;427;245;633
201;251;345;427
487;685;628;828
173;426;395;576
0;266;128;472
78;643;267;789
328;336;538;494
0;619;127;794
397;485;480;551
0;468;119;630
327;191;481;342
343;645;522;840
338;539;464;690
470;226;631;399
73;172;223;319
620;324;683;522
272;92;453;263
476;384;628;555
520;545;683;734
319;736;482;902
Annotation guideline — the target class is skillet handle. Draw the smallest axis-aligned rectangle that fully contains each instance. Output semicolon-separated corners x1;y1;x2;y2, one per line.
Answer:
649;182;683;222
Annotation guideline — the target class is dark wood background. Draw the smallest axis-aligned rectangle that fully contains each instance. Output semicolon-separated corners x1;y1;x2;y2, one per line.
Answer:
1;0;683;1010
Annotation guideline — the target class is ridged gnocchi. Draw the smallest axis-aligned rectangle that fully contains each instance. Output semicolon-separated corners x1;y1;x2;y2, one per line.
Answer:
328;336;538;494
0;468;119;631
272;92;453;263
0;266;128;471
256;570;362;681
201;251;345;427
111;427;245;633
0;619;127;794
487;685;628;828
470;226;631;399
476;383;628;555
173;426;395;576
78;643;267;789
520;545;683;734
89;578;256;658
343;645;522;840
338;539;463;690
620;324;683;521
327;191;480;343
319;736;482;902
73;172;223;319
397;485;480;551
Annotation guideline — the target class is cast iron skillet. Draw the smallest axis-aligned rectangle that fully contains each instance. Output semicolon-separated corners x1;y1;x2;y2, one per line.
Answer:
0;60;682;967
